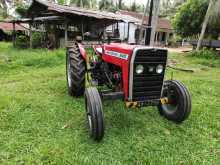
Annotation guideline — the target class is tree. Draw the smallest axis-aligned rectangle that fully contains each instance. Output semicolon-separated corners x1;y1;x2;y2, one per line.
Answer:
0;0;9;18
99;0;117;11
128;0;143;12
70;0;90;7
88;0;97;9
160;0;187;18
197;0;220;50
118;0;122;9
99;0;108;10
172;0;209;38
130;1;137;12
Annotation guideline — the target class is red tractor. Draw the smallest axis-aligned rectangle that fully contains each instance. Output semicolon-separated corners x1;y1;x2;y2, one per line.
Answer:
66;37;192;141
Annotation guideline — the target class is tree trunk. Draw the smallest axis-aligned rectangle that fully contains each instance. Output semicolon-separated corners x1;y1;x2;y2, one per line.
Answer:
138;0;150;44
89;0;92;8
150;0;160;46
118;0;122;9
196;0;213;51
80;0;83;7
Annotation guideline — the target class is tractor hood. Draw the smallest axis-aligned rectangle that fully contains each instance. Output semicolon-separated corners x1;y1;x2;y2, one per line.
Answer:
103;43;137;60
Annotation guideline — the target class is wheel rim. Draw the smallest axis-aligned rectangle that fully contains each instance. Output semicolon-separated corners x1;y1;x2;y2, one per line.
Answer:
67;59;72;87
162;88;179;114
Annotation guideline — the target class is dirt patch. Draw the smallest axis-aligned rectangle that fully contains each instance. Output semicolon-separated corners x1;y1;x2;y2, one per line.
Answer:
167;47;193;54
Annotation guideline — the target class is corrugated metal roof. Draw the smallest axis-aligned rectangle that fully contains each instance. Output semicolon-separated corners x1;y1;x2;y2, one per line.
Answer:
29;0;140;23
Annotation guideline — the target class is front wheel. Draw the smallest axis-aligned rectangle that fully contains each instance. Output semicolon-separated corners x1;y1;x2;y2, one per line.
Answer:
158;80;192;123
85;87;104;141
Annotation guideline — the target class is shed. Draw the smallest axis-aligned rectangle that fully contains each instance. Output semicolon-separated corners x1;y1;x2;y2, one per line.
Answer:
9;0;139;48
0;22;28;41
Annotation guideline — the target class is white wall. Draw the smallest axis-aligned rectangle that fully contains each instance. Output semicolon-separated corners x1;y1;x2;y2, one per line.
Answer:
106;22;137;44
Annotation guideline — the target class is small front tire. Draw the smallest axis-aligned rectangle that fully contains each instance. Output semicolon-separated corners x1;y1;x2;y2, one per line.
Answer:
158;80;192;123
85;87;104;141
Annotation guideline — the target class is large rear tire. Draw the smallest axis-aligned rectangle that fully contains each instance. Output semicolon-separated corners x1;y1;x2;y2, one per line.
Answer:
66;43;85;97
158;80;192;123
85;87;104;141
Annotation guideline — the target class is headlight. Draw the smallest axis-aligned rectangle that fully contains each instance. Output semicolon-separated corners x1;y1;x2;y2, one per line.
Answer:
136;65;144;74
156;65;164;74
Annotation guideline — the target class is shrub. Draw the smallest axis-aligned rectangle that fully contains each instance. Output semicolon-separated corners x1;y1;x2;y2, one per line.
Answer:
32;32;44;48
189;49;217;60
168;37;179;47
15;35;29;48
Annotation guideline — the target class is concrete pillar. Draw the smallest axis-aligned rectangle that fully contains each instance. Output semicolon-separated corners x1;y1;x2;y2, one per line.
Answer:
127;22;130;43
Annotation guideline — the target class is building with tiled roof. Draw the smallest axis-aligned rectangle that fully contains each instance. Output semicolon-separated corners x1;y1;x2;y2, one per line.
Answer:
107;10;173;45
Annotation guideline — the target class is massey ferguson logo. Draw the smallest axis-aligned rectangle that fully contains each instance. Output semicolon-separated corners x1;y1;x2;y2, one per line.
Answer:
106;50;129;60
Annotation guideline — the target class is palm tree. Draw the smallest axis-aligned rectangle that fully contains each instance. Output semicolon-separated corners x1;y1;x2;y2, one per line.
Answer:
196;0;220;51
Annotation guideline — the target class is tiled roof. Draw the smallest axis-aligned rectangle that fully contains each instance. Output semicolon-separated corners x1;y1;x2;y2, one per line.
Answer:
0;22;26;31
118;10;172;31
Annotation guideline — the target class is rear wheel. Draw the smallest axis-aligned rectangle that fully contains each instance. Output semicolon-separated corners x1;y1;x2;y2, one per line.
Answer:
85;87;104;141
66;43;85;97
158;80;192;123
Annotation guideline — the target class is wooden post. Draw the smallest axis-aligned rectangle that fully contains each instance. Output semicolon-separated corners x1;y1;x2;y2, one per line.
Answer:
127;22;130;43
65;22;68;47
124;22;126;40
81;19;84;40
165;32;169;45
29;23;33;48
12;22;16;47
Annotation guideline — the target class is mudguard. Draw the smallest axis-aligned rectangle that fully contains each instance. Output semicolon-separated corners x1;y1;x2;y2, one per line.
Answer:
92;45;103;56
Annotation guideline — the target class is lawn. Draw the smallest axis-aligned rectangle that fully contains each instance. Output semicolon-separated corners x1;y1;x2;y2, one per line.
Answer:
0;42;220;165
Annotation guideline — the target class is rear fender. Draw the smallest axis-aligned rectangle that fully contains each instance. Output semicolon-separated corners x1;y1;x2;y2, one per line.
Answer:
77;43;87;60
92;44;103;56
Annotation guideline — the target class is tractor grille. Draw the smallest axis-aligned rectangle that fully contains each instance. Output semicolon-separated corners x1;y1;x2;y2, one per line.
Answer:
131;49;167;101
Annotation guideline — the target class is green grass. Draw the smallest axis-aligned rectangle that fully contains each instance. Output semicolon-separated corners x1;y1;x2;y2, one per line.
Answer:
0;42;220;164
